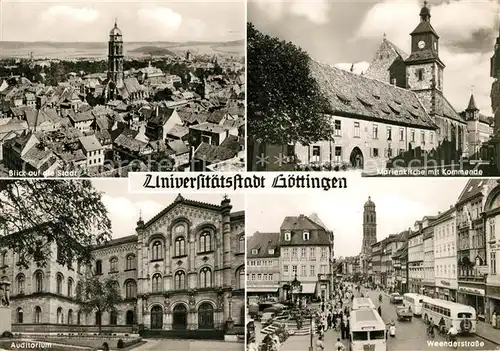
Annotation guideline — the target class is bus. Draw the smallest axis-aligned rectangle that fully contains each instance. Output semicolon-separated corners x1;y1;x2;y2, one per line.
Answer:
349;308;387;351
352;297;376;311
422;298;476;334
403;293;425;316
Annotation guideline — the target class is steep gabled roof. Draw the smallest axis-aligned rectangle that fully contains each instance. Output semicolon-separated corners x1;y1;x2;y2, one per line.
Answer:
247;232;280;258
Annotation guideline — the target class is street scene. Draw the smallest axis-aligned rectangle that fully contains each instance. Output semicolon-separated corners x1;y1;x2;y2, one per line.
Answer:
0;1;245;176
247;0;500;176
245;178;500;350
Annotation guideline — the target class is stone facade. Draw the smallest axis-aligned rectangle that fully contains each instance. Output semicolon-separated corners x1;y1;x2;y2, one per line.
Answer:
8;195;245;336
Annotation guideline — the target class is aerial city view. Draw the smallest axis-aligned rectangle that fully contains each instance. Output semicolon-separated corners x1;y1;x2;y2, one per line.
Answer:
0;2;245;177
246;178;500;351
247;0;500;176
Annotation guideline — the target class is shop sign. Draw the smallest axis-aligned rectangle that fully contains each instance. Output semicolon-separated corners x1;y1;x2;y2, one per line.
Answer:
459;286;485;296
321;284;327;289
441;280;451;286
487;285;500;299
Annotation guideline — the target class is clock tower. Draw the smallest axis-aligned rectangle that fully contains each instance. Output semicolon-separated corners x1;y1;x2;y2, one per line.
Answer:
405;0;445;95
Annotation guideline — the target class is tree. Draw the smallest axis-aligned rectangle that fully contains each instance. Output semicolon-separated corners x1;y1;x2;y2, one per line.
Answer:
0;180;112;268
76;276;123;334
247;22;334;146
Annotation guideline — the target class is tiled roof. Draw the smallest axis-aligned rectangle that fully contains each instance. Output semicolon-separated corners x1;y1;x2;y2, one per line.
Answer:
435;91;465;123
207;109;226;124
148;106;175;125
405;50;443;64
22;147;57;169
70;111;94;123
365;38;409;82
281;214;324;231
167;124;189;138
466;94;478;111
193;142;238;163
309;60;437;129
114;132;147;153
457;179;488;205
79;134;102;152
280;215;331;246
247;232;280;258
190;122;227;134
219;135;241;152
410;21;439;38
167;140;189;155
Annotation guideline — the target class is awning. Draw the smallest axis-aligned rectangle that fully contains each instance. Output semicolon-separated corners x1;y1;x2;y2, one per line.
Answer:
247;287;279;293
301;283;317;294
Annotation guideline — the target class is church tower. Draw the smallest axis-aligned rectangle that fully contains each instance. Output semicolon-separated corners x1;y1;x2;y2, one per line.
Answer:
108;19;124;92
362;197;377;256
405;0;445;116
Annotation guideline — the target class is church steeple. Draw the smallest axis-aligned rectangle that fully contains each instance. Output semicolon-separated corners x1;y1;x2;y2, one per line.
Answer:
420;0;431;22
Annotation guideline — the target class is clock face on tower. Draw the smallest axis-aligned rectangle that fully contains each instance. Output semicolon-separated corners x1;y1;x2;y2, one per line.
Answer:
418;40;426;49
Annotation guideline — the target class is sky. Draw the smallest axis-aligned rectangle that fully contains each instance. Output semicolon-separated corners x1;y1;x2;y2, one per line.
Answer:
248;0;499;115
91;179;245;240
246;177;470;258
0;0;245;42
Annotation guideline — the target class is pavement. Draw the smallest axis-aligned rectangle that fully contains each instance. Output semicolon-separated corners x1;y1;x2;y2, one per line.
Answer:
133;339;244;351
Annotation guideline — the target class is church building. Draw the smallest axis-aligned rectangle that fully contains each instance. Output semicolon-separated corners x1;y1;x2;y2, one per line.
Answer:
293;1;468;172
103;20;147;104
360;197;377;275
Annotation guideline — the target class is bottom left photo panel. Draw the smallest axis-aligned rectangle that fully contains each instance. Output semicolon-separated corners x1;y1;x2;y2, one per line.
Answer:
0;179;246;351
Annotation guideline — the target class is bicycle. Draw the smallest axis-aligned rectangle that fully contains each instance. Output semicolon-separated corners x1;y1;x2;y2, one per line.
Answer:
426;326;435;338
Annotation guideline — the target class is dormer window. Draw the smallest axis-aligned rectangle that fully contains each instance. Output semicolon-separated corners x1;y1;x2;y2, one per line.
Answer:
252;249;258;255
303;230;310;241
268;249;275;255
284;232;291;241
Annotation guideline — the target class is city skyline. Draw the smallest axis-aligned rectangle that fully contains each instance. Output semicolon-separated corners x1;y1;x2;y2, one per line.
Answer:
246;178;468;257
92;180;245;239
1;0;245;42
248;0;498;115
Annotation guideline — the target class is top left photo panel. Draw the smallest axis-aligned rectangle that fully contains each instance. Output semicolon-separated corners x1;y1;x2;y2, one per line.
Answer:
0;0;246;177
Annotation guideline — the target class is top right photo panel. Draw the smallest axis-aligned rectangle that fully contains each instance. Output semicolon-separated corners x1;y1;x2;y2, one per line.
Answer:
247;0;500;177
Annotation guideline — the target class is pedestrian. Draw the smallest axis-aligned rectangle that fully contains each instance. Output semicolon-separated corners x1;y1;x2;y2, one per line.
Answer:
332;311;337;329
327;313;332;329
316;334;325;350
492;311;497;328
340;319;346;340
377;305;382;318
346;320;350;340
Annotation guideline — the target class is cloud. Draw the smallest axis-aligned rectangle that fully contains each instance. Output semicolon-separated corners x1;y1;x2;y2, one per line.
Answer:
137;7;183;37
355;0;496;114
39;5;99;24
334;61;370;75
252;0;330;24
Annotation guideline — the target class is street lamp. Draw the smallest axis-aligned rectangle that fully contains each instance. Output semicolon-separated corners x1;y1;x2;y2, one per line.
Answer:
291;274;302;307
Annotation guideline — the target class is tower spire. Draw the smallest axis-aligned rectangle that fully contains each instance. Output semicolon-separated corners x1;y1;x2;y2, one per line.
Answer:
420;0;431;22
114;17;118;28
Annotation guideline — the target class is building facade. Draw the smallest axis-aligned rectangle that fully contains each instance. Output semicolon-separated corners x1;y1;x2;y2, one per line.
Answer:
279;214;333;301
247;232;280;298
408;225;424;294
9;195;245;338
456;179;492;320
360;197;377;275
482;180;500;324
422;222;435;297
433;208;458;301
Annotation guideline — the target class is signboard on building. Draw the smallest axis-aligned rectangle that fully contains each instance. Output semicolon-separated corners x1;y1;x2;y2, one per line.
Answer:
459;286;485;296
441;280;450;286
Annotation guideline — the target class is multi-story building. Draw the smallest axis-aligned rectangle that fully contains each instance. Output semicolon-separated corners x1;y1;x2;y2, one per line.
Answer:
393;242;408;294
381;234;405;292
360;197;377;275
278;214;333;302
433;207;458;301
409;217;434;294
482;180;500;324
371;241;382;286
9;195;245;339
455;179;493;319
460;94;493;158
247;232;280;299
423;220;436;297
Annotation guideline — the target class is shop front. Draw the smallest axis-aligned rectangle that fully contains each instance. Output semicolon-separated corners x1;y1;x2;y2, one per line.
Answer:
486;284;500;324
457;284;486;321
423;284;436;298
436;279;457;301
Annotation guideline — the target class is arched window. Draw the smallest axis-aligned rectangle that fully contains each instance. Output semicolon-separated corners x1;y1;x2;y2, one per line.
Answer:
16;274;25;294
126;254;136;270
125;280;137;299
152;274;162;293
239;236;245;253
57;307;63;324
109;311;118;325
175;237;185;256
68;309;73;324
56;273;63;294
199;232;211;253
35;272;43;292
174;271;186;290
34;306;41;323
95;260;102;275
110;257;118;272
152;241;162;261
199;267;212;288
236;266;245;290
17;308;23;323
68;278;73;297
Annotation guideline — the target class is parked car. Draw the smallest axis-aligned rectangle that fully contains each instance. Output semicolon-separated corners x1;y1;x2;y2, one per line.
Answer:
390;293;404;304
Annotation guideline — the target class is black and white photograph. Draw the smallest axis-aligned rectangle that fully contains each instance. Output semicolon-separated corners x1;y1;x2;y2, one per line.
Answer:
0;0;245;177
0;180;245;350
247;0;500;177
245;178;500;351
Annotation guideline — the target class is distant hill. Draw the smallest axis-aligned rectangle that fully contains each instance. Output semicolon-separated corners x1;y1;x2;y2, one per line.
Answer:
212;39;244;47
129;46;176;56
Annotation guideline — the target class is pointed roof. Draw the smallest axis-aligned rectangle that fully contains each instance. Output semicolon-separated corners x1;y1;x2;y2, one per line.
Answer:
411;1;439;38
308;213;327;229
466;94;479;111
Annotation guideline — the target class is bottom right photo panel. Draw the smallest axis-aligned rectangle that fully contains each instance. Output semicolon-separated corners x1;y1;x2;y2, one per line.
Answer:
245;178;500;351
